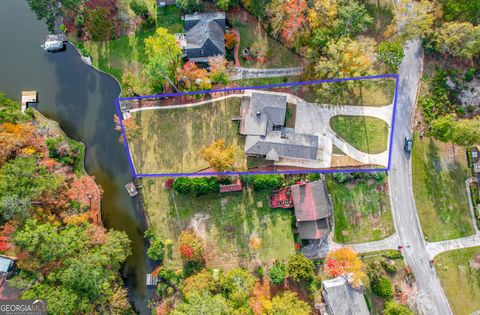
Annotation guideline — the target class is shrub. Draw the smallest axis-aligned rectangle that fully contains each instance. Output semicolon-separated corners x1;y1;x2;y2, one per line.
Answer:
371;276;393;298
332;172;349;184
141;16;156;30
381;260;397;274
384;301;414;315
225;32;237;50
464;68;477;82
220;268;255;308
173;177;219;195
86;8;113;41
129;1;149;18
269;262;286;285
306;173;321;181
178;230;203;262
182;269;217;298
377;40;404;72
384;250;403;260
45;137;82;166
286;254;314;282
147;237;165;261
59;24;66;33
251;174;282;191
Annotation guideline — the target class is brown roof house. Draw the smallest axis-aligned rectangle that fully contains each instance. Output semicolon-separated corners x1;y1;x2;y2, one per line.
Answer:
322;274;369;315
182;12;226;63
240;92;319;163
290;180;332;240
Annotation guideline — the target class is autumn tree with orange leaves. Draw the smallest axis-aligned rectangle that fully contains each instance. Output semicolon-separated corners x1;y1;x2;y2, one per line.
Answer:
176;61;212;91
267;0;307;46
324;247;365;287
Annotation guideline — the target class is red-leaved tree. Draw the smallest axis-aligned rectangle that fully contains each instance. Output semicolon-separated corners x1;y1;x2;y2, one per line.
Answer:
178;230;203;262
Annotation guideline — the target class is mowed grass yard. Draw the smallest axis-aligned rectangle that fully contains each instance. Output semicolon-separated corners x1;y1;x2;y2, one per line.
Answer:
143;178;296;269
330;116;389;154
84;4;183;83
435;247;480;315
412;134;474;241
326;177;394;243
227;9;302;68
129;97;246;174
304;79;396;107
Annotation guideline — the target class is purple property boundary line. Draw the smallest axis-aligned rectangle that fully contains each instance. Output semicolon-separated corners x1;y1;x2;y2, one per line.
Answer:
115;74;399;178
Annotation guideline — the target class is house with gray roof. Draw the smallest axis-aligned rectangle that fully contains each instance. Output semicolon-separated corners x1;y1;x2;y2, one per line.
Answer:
240;92;319;162
322;275;369;315
183;12;226;63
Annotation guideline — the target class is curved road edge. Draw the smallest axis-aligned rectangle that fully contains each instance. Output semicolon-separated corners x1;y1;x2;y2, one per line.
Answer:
388;40;453;315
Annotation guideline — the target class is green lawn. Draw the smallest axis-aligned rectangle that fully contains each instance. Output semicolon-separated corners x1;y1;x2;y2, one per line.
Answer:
330;116;389;154
303;79;396;107
435;247;480;315
326;177;394;243
227;10;301;68
129;98;246;174
84;4;183;85
412;134;474;241
142;178;296;269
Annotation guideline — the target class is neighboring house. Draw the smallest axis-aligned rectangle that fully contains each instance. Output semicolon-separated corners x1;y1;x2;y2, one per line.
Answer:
240;92;319;163
0;255;16;279
181;12;226;63
290;180;333;240
322;274;369;315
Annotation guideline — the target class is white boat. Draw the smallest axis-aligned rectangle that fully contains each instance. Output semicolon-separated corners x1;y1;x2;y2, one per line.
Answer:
41;34;66;52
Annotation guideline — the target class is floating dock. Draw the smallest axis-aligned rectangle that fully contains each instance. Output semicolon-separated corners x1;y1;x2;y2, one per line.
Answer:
21;91;37;113
146;274;158;286
125;182;138;197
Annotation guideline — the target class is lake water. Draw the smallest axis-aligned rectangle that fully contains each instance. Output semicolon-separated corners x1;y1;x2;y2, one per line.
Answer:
0;0;152;313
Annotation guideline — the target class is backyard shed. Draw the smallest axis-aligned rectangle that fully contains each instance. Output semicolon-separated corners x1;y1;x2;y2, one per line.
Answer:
220;180;243;193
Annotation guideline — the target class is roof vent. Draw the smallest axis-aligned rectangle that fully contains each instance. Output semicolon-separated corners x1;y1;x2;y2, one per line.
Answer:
204;29;208;33
256;111;261;116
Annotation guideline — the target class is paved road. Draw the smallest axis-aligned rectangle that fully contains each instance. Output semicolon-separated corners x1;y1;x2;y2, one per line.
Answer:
388;40;453;315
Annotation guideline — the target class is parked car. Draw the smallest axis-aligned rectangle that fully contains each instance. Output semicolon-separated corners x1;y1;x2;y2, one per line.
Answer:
404;137;413;153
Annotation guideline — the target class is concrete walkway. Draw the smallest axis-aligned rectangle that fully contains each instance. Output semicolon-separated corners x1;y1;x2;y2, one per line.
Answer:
426;234;480;259
329;233;401;253
231;66;303;80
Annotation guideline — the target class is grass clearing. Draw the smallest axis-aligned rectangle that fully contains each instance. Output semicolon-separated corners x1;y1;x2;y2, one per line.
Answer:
412;134;474;241
142;178;296;269
302;79;396;107
326;176;394;243
330;116;389;154
84;5;183;84
129;98;246;174
435;247;480;315
227;9;302;69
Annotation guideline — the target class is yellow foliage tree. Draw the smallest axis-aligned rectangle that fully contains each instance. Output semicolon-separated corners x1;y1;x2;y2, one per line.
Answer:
307;0;338;29
385;0;434;40
324;247;365;287
199;139;235;172
315;36;376;78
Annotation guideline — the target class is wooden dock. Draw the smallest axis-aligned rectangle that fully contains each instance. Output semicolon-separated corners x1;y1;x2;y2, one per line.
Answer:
21;91;38;113
146;274;158;286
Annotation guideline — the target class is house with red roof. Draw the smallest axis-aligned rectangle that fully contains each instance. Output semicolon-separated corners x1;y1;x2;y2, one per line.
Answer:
290;180;332;240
